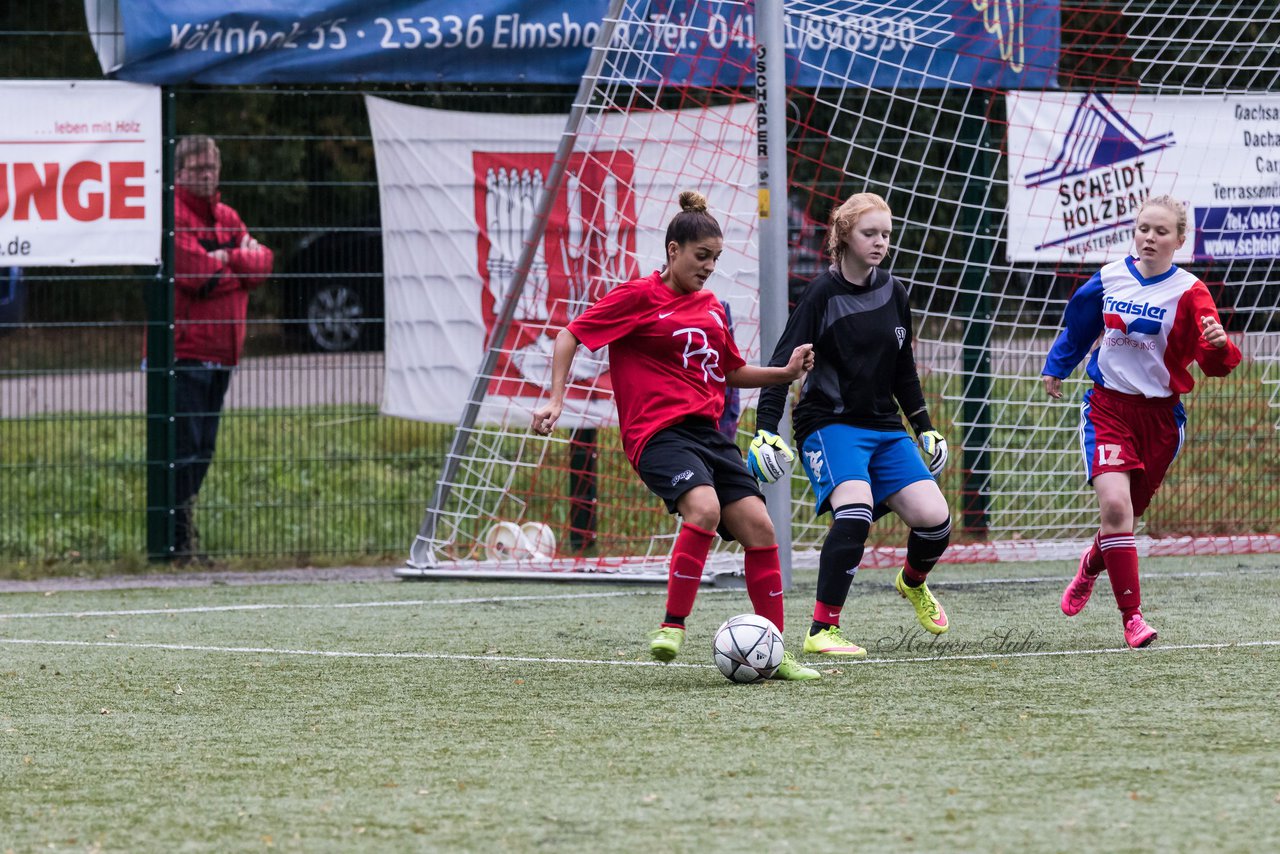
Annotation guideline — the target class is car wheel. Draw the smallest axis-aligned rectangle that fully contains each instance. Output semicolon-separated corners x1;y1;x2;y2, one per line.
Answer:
306;282;369;352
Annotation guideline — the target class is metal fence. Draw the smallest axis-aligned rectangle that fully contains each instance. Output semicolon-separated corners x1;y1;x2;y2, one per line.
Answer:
0;7;586;564
2;6;1278;568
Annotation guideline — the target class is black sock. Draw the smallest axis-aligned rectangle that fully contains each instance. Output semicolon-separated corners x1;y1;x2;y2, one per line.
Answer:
815;503;872;610
904;516;952;585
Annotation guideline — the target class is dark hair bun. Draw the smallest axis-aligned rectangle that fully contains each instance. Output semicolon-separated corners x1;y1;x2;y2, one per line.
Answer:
678;190;709;214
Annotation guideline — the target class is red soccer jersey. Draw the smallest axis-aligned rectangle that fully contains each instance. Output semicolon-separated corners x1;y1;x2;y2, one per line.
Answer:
568;270;746;468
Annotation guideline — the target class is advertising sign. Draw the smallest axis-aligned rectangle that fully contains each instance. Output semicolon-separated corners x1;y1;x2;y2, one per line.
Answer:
1007;91;1280;263
0;81;161;267
91;0;1059;89
367;97;758;425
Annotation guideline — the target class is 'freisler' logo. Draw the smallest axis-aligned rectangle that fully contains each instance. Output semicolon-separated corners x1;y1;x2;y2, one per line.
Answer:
1103;295;1167;335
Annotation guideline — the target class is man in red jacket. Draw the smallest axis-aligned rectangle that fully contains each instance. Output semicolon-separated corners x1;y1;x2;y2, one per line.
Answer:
172;135;273;561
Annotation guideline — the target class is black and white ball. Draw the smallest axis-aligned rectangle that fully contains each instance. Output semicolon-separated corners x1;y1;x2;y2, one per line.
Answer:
713;614;784;683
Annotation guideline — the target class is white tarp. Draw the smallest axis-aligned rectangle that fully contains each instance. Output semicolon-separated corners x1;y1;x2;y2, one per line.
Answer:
1006;91;1280;264
0;80;161;266
366;96;758;424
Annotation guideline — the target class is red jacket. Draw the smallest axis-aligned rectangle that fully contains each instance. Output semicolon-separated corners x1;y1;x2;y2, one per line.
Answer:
173;186;273;366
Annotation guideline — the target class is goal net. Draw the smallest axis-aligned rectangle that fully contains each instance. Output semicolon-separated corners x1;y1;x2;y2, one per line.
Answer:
402;0;766;578
778;0;1279;564
403;0;1280;578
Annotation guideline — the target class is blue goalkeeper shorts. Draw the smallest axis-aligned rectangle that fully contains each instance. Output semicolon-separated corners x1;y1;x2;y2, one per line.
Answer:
800;424;933;516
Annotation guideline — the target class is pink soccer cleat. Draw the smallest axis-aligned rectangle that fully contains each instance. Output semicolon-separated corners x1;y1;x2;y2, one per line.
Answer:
1123;612;1158;648
1061;547;1099;616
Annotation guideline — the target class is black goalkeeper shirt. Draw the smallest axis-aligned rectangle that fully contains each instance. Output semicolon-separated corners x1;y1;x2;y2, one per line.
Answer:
756;265;931;447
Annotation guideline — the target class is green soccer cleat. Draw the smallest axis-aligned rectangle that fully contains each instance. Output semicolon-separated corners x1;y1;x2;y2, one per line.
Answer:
894;569;950;635
649;626;685;662
769;650;821;681
803;625;868;658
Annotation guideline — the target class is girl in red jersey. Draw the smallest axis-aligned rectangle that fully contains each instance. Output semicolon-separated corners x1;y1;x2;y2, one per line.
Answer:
532;191;819;680
1042;195;1242;647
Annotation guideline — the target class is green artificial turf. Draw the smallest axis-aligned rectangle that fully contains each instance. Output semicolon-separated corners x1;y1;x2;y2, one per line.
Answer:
2;555;1278;852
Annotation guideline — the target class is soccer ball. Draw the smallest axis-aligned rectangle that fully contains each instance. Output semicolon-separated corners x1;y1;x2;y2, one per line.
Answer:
713;614;784;683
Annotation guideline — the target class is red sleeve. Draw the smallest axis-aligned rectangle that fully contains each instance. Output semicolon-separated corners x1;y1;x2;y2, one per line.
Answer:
567;279;653;351
1172;282;1242;378
174;200;232;297
221;205;273;290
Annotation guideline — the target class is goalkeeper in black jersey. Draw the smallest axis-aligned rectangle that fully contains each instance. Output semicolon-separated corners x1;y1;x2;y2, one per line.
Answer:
751;192;953;658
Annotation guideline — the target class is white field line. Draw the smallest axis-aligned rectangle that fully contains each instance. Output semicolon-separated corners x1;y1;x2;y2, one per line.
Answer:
1;565;1277;622
0;636;1277;669
0;590;663;621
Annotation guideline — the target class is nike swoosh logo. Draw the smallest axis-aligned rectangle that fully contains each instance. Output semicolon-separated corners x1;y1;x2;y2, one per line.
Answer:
769;589;782;597
658;311;674;318
673;571;700;580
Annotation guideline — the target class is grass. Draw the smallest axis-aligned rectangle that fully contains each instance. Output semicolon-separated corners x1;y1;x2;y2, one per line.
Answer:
2;554;1279;852
1;357;1274;567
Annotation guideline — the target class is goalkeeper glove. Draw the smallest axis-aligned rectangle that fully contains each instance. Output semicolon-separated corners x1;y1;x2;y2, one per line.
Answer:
917;430;948;476
747;429;795;483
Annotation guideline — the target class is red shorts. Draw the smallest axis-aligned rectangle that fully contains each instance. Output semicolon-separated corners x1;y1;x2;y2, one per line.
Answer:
1079;386;1186;517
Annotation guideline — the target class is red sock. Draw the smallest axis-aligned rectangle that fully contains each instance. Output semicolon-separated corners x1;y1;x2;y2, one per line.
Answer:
664;522;716;624
744;545;785;632
1099;532;1140;612
902;563;928;587
1084;532;1105;576
814;602;843;626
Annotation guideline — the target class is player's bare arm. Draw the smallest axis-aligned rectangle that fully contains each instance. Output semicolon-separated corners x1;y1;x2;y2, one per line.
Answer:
726;344;814;388
531;328;581;435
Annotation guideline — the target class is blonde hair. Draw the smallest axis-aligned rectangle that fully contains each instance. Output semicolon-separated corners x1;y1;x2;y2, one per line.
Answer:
1138;194;1187;239
827;192;892;264
664;190;722;251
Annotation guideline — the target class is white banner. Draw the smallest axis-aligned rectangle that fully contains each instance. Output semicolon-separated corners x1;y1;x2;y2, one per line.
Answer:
1006;91;1280;264
0;80;162;266
366;96;758;424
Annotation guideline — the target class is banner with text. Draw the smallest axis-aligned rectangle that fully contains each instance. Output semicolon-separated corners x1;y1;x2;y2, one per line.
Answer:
1006;91;1280;264
0;80;161;267
367;97;758;425
89;0;1058;89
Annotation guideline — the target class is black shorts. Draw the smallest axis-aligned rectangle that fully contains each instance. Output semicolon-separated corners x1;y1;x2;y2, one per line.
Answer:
635;418;765;541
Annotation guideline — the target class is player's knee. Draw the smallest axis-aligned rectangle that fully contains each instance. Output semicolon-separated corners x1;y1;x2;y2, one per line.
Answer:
829;504;872;546
676;485;720;531
732;508;775;549
908;516;952;561
1098;501;1132;531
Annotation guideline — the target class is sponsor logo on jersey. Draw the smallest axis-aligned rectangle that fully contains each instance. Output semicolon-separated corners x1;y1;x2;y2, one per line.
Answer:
895;326;906;348
1103;295;1167;335
673;326;725;383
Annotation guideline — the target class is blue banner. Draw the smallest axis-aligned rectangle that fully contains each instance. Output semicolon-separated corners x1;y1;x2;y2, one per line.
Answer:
1195;206;1280;260
102;0;1059;88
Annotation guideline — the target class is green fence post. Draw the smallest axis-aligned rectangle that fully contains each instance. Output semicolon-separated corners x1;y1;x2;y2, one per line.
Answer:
145;87;177;560
958;90;993;536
